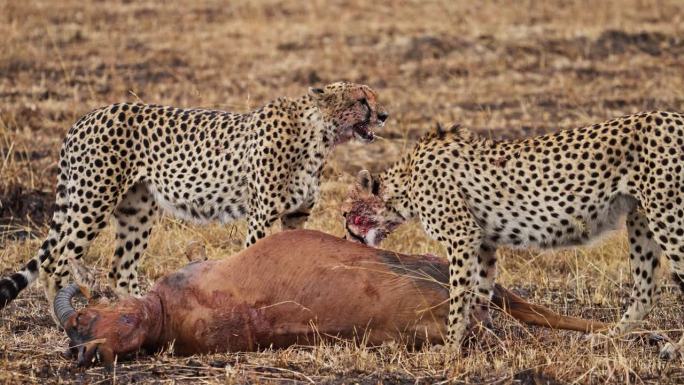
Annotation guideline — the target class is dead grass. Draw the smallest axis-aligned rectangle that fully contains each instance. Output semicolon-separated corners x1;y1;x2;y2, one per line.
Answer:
1;0;683;383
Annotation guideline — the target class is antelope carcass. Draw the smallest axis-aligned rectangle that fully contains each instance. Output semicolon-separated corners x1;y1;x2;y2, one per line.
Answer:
56;230;606;366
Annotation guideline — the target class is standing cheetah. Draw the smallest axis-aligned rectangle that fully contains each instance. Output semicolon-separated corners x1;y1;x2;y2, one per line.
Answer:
343;112;684;360
0;82;388;318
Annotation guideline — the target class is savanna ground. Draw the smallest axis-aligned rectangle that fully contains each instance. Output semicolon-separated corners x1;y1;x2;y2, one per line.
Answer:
1;0;684;383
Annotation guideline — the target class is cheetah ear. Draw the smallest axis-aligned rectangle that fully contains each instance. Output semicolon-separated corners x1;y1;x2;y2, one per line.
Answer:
435;122;446;139
308;87;326;100
356;169;376;195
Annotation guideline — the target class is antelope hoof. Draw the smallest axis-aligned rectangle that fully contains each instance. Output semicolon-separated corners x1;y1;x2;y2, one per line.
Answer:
659;342;682;361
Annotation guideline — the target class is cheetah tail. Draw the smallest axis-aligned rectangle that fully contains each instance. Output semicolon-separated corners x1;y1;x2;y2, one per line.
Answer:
0;184;68;310
0;257;41;310
0;216;66;310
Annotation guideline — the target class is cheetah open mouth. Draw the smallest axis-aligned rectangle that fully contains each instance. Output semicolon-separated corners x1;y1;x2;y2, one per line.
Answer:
345;222;368;245
352;119;375;142
344;214;386;246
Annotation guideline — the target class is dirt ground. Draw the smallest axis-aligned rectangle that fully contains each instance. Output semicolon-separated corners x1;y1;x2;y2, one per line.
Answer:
1;0;683;383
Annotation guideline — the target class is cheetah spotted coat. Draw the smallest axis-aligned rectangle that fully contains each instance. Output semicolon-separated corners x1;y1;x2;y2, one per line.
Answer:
344;111;684;359
0;82;387;319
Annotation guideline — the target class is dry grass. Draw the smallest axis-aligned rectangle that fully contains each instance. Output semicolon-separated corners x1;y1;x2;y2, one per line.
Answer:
1;0;683;383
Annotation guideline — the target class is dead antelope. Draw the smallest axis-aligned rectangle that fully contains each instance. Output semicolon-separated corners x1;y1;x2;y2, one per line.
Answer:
56;230;606;367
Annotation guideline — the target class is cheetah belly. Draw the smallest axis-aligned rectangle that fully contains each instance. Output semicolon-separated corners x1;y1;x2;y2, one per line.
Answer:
147;181;248;225
483;194;637;249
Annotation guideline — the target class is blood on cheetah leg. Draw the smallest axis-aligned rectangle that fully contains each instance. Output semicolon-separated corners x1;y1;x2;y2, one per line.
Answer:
611;209;662;336
109;182;158;297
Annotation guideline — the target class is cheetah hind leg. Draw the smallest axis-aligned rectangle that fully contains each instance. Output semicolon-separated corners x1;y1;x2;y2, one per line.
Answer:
659;271;684;360
611;210;662;336
47;199;115;325
109;182;158;298
586;210;666;348
640;203;684;361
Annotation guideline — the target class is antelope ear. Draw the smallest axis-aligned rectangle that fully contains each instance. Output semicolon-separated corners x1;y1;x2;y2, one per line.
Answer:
356;170;373;194
308;87;326;100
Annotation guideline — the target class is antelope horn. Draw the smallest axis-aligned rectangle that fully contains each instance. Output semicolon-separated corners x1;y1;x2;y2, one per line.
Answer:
54;284;82;327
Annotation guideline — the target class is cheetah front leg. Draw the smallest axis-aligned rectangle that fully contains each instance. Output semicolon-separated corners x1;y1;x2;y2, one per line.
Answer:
420;203;484;351
246;217;267;248
638;198;684;361
588;209;665;348
443;232;483;349
245;210;281;248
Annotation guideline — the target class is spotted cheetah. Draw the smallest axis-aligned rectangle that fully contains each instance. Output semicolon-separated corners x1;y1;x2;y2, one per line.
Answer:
343;112;684;360
0;82;388;319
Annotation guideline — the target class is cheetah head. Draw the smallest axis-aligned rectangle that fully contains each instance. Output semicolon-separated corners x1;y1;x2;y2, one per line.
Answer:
341;170;408;247
308;82;388;143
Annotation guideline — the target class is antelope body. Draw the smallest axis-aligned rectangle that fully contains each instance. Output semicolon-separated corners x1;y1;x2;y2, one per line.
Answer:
56;230;606;366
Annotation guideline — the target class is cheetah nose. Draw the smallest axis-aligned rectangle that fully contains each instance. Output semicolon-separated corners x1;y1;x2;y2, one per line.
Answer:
377;111;388;123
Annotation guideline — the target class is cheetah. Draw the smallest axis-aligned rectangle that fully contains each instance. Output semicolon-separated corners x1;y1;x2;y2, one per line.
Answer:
342;112;684;360
0;82;388;319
